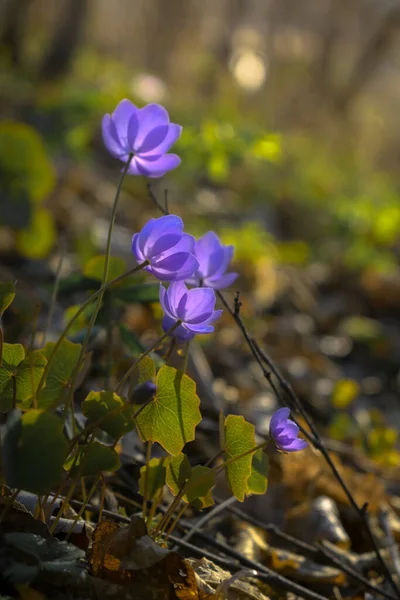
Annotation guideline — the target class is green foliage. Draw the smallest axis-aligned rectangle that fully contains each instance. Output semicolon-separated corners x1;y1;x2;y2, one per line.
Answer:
83;255;126;283
135;366;201;455
166;453;215;508
0;121;55;206
247;449;269;496
64;442;120;477
223;415;256;502
82;390;135;439
331;379;360;410
139;457;168;500
3;532;86;585
0;122;56;258
178;119;281;185
114;283;160;304
0;281;16;316
0;344;47;413
15;208;56;259
37;340;82;409
3;410;68;494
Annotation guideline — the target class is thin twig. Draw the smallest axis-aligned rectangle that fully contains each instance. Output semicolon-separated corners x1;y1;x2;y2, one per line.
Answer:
218;290;400;599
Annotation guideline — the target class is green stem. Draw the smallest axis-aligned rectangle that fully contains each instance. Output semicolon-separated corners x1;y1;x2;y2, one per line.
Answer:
142;441;152;519
65;475;101;540
64;156;134;430
182;340;190;374
36;262;149;398
115;321;181;393
43;240;65;346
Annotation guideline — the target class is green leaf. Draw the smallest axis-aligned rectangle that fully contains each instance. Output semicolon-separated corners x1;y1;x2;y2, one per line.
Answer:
166;453;192;492
136;355;157;386
135;366;201;456
4;532;86;584
36;340;82;409
138;457;168;500
0;121;55;204
64;442;120;477
15;208;56;259
247;449;269;496
0;281;15;316
185;465;215;508
115;283;160;304
224;415;256;502
82;390;135;439
3;410;69;494
166;454;215;508
0;345;47;413
83;255;126;284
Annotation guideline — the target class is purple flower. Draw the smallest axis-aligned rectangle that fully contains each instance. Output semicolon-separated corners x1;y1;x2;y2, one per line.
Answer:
132;215;199;281
269;408;307;452
159;281;222;341
186;231;238;290
102;99;182;178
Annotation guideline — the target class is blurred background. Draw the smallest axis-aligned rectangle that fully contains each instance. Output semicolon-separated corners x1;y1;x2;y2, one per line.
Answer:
1;0;400;467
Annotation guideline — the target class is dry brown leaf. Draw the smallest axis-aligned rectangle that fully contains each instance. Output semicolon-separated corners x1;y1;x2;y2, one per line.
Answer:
267;547;346;586
270;444;386;513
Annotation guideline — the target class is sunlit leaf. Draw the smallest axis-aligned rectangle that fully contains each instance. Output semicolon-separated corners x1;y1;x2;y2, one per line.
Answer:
135;366;201;456
247;449;269;496
166;454;215;508
139;457;168;500
83;255;126;284
82;390;135;439
3;410;68;494
224;415;256;502
64;442;120;477
332;379;360;410
0;345;47;413
0;281;16;316
15;208;56;259
37;340;82;409
185;465;215;508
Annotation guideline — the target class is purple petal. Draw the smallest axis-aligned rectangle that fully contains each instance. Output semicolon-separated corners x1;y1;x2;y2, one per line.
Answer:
208;245;235;280
194;232;225;278
270;407;290;434
140;123;182;156
137;125;169;153
102;115;125;158
162;315;195;341
185;323;215;334
185;309;223;333
132;233;144;263
176;287;216;323
207;271;238;290
152;253;199;281
138;215;183;258
127;156;145;175
165;281;188;316
135;154;181;178
134;104;169;148
127;113;140;149
155;233;195;264
282;438;308;452
159;284;169;316
112;99;138;140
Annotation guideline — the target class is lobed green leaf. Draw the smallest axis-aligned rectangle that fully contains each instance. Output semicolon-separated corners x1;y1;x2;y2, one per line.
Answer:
135;366;201;456
223;415;256;502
